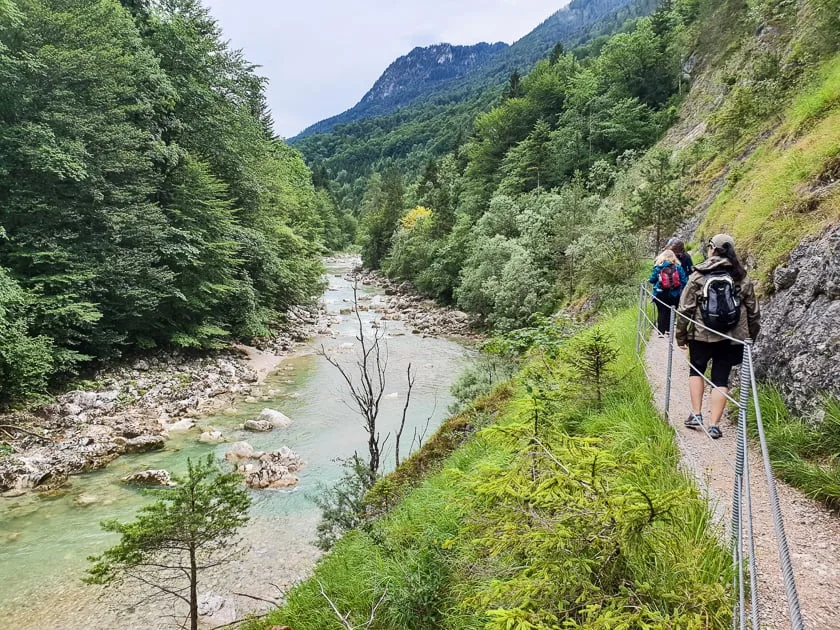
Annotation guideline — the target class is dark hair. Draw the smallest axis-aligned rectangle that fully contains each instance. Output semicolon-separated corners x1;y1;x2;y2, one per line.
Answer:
712;241;746;280
667;239;686;255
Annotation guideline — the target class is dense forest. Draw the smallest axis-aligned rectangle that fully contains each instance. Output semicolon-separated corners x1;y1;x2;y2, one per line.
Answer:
339;0;693;329
0;0;350;406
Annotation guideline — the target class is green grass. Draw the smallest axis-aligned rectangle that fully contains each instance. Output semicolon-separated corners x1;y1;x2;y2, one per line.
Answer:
698;51;840;290
748;387;840;511
247;309;733;630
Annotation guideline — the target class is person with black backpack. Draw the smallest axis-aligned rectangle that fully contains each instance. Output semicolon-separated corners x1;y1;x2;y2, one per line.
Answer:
649;249;688;336
676;234;760;439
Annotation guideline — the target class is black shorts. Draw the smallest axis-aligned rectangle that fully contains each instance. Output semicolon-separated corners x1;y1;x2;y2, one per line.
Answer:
688;341;743;388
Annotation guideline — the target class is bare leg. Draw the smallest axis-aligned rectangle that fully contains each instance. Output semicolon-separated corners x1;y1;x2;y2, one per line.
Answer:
709;387;728;427
689;376;704;416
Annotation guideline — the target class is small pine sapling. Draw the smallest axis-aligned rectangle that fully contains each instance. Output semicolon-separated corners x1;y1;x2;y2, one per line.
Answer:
85;455;250;630
567;326;619;408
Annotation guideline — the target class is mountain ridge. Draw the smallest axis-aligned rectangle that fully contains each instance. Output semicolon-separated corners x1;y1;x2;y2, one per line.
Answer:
293;0;649;141
296;41;509;139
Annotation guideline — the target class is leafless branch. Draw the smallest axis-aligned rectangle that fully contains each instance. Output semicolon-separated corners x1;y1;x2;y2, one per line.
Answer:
318;580;387;630
394;363;416;467
231;591;280;605
0;424;51;441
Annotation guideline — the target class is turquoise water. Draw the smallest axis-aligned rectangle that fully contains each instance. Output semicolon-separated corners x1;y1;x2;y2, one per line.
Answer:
0;262;470;628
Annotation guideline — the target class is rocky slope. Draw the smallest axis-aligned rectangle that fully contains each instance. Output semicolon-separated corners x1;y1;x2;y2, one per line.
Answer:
754;223;840;411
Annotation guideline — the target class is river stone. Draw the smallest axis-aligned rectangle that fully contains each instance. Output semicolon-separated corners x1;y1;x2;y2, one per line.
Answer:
122;470;173;486
244;419;273;432
164;418;195;432
198;430;224;443
225;441;264;462
65;391;100;410
257;409;292;428
122;435;166;454
75;494;99;506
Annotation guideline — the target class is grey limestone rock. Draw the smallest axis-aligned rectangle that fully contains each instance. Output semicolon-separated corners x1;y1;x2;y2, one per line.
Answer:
754;222;840;413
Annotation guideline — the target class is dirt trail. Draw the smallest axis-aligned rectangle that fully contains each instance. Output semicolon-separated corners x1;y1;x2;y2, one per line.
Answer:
644;335;840;630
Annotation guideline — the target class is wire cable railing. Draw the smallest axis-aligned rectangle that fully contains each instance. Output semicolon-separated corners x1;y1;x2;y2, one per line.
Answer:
635;283;805;630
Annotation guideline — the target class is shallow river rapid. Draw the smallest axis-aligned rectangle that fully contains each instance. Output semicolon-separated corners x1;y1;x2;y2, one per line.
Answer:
0;260;470;629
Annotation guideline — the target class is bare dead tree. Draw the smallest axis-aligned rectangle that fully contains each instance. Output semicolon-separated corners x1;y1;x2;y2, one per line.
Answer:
319;278;418;475
318;580;387;630
319;280;388;474
394;363;416;468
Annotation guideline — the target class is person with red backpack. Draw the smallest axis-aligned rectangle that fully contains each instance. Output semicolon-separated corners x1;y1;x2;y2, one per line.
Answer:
676;234;761;439
648;249;688;336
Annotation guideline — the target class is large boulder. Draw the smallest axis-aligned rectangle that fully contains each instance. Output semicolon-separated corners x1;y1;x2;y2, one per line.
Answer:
257;409;292;428
229;445;303;489
198;430;224;444
755;222;840;413
122;435;166;454
122;469;173;486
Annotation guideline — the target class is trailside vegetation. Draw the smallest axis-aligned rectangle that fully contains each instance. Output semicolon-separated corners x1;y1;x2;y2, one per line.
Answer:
0;0;351;406
247;309;734;630
748;388;840;511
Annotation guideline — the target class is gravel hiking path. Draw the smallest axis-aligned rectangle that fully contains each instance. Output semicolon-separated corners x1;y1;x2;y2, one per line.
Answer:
644;334;840;630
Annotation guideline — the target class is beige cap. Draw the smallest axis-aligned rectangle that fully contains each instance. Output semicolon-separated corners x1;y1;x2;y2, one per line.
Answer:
709;233;735;250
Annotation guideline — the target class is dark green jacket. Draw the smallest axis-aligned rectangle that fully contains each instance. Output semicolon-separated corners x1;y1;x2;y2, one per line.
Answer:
675;257;761;346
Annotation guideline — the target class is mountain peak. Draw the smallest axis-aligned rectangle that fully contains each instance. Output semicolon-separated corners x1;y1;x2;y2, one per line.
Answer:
296;41;508;138
359;41;507;106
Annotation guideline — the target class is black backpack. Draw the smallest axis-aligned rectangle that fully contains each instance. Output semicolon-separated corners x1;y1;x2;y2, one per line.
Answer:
700;272;741;332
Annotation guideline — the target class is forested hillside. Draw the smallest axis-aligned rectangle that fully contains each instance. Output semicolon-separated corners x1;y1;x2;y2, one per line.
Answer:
308;0;839;338
296;41;510;138
0;0;348;406
293;0;660;211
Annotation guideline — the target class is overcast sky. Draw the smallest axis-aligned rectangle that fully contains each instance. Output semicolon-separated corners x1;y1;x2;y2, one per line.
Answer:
204;1;569;138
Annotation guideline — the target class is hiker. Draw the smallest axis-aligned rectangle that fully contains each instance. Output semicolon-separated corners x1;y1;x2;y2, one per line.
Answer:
666;237;694;275
649;249;687;336
675;234;760;439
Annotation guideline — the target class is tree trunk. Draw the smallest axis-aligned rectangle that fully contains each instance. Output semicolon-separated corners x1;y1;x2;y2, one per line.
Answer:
189;545;198;630
368;430;379;474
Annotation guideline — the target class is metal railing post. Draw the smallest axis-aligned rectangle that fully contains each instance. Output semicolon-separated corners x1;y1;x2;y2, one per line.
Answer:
746;343;805;630
635;283;645;356
664;306;676;420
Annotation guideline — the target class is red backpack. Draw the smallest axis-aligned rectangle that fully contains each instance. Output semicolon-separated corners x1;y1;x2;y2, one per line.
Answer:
658;265;681;291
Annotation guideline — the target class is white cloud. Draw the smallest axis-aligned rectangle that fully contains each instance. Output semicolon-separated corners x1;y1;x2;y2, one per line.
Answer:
204;1;569;137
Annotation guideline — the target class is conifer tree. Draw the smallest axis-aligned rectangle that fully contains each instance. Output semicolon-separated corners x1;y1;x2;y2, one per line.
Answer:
86;456;250;630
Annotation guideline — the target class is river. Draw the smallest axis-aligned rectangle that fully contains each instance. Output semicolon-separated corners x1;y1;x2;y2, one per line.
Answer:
0;259;471;629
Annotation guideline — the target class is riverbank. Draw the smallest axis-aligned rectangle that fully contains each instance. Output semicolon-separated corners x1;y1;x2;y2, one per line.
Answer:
0;304;334;497
250;309;735;630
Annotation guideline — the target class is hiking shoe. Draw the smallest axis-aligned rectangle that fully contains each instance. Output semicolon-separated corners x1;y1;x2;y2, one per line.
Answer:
708;426;723;439
684;413;702;428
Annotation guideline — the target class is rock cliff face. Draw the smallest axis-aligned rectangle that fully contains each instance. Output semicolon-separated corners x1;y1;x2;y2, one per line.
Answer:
753;222;840;414
358;42;508;110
